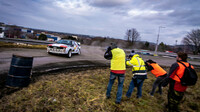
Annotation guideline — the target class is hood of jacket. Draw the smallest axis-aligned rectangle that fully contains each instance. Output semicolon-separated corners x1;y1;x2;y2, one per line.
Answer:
132;54;140;58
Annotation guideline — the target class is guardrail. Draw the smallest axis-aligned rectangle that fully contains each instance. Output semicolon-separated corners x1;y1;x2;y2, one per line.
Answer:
0;38;55;45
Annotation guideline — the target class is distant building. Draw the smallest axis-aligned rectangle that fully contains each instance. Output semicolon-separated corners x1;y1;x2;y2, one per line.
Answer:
47;36;61;41
0;26;5;38
20;28;35;39
36;33;61;41
21;28;34;33
72;35;78;40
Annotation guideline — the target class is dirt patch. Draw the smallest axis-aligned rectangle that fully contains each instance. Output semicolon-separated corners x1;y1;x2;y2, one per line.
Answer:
32;60;109;76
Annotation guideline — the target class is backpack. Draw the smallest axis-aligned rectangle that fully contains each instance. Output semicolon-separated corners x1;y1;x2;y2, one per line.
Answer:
176;62;198;86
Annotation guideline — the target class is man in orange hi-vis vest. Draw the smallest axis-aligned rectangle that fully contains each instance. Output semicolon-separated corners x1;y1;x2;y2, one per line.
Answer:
145;59;167;96
162;52;195;112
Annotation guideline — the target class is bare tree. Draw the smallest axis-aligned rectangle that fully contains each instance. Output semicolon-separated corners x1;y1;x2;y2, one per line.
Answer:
125;28;140;43
182;29;200;55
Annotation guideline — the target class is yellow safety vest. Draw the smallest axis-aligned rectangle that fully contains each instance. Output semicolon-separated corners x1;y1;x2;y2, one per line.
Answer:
110;48;126;70
126;54;146;71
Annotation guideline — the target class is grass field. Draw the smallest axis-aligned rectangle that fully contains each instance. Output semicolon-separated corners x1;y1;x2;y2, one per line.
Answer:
0;67;199;112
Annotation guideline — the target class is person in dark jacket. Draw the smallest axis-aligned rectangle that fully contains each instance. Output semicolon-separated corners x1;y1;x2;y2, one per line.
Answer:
128;50;135;59
162;52;195;112
104;43;126;104
145;59;167;96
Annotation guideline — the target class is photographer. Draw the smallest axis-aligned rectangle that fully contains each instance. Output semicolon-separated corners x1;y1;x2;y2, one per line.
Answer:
145;59;167;96
104;43;126;104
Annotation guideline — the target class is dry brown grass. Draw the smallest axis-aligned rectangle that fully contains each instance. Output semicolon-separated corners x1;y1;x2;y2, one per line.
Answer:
0;41;47;49
0;67;199;112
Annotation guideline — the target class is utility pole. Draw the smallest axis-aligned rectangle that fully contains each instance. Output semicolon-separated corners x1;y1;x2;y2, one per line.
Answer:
174;40;178;52
175;40;178;46
154;26;165;56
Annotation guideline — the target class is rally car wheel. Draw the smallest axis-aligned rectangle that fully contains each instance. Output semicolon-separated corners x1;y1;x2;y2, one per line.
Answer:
67;50;72;58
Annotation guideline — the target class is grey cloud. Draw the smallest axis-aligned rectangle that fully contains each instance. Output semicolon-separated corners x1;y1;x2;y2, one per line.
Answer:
146;0;200;26
1;0;199;45
153;0;200;11
166;33;184;39
125;0;200;27
113;10;128;16
88;0;130;8
168;9;200;26
0;0;58;27
0;0;40;15
141;29;156;35
0;1;12;6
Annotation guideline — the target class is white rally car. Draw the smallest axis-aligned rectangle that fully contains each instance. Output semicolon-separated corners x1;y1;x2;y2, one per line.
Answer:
47;39;81;58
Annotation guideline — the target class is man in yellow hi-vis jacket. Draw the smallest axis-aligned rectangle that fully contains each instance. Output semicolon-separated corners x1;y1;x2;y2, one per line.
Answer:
126;53;147;98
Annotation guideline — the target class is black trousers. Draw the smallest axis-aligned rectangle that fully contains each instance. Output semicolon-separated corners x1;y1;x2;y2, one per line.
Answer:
168;79;184;112
150;74;167;95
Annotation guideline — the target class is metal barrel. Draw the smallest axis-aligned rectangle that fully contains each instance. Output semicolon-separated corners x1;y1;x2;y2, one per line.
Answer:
6;54;33;87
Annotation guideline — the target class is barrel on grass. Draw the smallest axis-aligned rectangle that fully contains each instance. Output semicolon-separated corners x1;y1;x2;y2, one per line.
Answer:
6;54;33;87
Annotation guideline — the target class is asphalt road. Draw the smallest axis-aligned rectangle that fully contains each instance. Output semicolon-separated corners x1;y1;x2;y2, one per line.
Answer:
0;45;200;76
0;45;109;74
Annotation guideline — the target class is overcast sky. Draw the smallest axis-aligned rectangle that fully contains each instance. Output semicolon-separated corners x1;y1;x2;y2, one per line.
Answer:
0;0;200;45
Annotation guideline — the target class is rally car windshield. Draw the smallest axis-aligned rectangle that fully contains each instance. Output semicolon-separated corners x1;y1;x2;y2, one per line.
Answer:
57;40;72;45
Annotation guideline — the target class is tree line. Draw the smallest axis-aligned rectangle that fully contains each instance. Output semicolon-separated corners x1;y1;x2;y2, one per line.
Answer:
2;24;199;55
124;28;200;55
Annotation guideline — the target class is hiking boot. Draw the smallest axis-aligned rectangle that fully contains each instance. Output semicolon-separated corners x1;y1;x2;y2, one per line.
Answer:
156;91;162;95
149;92;154;96
106;96;111;99
115;101;121;104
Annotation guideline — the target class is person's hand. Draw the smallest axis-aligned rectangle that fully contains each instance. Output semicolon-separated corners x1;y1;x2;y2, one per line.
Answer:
106;46;111;53
162;78;169;87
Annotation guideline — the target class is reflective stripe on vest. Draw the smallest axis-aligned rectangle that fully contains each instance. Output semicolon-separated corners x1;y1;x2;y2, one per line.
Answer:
170;62;189;82
128;57;145;68
110;48;126;70
131;57;146;71
150;63;167;77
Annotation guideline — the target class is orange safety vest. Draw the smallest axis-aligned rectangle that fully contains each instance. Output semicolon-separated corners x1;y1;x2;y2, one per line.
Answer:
170;62;193;82
150;63;167;77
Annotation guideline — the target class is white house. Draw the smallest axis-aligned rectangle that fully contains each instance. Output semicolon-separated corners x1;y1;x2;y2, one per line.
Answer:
21;28;34;33
0;26;5;38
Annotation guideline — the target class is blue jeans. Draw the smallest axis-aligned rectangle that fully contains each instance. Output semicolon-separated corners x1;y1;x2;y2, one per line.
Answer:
106;72;125;103
126;78;144;98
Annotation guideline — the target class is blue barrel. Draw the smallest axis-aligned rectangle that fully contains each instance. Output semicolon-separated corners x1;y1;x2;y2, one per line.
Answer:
6;54;33;87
